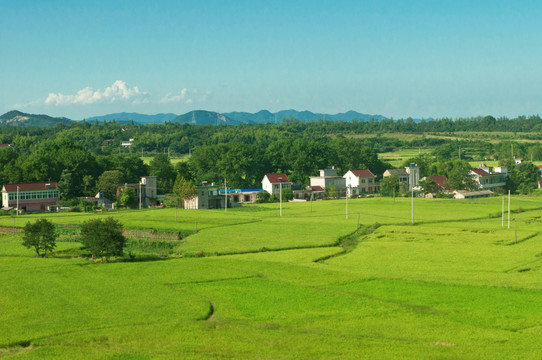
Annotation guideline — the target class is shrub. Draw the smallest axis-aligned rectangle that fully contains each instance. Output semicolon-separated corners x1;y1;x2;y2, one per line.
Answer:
80;217;126;261
22;219;57;257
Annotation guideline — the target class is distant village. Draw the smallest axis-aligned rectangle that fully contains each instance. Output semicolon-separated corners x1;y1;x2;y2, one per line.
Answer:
3;154;541;213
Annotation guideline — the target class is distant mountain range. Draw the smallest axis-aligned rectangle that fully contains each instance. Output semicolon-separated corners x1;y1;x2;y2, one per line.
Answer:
0;109;388;127
89;109;387;125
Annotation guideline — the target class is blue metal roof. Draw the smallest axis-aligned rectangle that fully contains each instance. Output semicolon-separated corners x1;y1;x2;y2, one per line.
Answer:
219;188;264;194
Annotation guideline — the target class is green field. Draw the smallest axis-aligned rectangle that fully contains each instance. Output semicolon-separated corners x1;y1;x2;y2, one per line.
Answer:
141;155;188;165
1;196;542;359
379;148;432;167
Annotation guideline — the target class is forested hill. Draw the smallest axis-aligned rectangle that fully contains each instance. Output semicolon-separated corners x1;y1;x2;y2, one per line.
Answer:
1;113;542;192
3;109;384;126
0;110;74;127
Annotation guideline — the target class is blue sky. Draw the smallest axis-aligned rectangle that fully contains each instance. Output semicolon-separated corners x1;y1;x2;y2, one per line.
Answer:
1;0;541;120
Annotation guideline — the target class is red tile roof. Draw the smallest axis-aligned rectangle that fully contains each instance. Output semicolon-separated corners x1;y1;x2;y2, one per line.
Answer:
264;173;290;183
310;185;325;192
348;169;375;177
470;169;489;176
429;175;447;184
3;182;57;191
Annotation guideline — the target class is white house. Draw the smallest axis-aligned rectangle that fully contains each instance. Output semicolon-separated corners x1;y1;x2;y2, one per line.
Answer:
383;163;420;191
309;167;346;193
343;169;378;196
262;173;292;197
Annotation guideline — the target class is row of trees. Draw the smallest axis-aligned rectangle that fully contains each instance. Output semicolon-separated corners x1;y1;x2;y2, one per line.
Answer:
3;115;542;160
23;217;125;261
188;138;388;187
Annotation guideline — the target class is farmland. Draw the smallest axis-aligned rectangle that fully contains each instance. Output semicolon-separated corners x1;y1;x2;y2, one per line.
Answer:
1;196;542;359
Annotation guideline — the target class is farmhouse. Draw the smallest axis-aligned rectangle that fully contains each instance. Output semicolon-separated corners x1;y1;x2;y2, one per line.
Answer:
1;182;60;212
383;163;420;191
343;169;378;196
262;173;292;197
309;167;346;194
219;188;263;204
468;168;507;190
293;185;325;200
453;189;493;199
184;182;225;209
118;176;158;207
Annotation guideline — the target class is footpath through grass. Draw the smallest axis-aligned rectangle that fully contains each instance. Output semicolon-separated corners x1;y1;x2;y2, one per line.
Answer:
1;196;541;359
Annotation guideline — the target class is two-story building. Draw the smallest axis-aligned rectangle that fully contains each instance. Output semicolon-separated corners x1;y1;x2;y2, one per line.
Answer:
262;173;292;197
184;182;225;209
118;176;158;207
468;168;507;190
2;182;60;212
383;163;420;191
343;169;378;196
309;167;346;194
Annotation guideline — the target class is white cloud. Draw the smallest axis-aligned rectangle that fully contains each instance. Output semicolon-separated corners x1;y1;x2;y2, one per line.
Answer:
44;80;149;106
160;88;188;103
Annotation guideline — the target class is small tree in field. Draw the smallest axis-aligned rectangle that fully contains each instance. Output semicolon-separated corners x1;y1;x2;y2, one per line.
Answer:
80;217;126;261
120;187;138;208
22;219;57;257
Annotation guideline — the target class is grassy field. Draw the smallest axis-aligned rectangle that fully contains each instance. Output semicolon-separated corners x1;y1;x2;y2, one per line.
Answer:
141;155;188;165
1;196;542;359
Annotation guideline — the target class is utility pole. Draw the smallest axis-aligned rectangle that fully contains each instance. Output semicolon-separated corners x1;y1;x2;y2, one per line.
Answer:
411;186;414;225
224;179;227;213
279;182;283;217
501;195;504;227
508;190;511;229
139;182;142;209
16;186;19;216
346;187;349;220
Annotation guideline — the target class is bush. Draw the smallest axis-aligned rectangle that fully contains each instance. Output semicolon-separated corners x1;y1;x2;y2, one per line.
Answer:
22;219;57;257
256;191;270;203
80;217;126;261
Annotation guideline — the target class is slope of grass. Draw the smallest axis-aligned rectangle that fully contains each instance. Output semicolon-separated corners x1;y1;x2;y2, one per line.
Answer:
1;196;541;359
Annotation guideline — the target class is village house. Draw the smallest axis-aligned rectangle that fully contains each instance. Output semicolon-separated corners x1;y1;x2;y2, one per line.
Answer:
2;182;60;212
453;189;493;199
184;182;225;209
118;176;158;207
343;169;378;196
219;188;262;205
293;185;326;200
309;167;346;194
468;168;507;190
77;192;114;210
383;163;420;191
262;173;292;197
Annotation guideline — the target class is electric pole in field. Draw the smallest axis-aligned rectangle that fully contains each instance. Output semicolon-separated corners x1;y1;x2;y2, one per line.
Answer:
508;190;511;229
279;181;283;217
224;179;228;213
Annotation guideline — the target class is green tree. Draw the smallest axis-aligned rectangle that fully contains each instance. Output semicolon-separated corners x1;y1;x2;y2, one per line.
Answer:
96;170;124;201
380;174;400;197
120;186;138;208
418;178;440;196
327;184;338;198
507;161;539;194
80;217;126;261
22;219;57;257
281;188;294;201
150;153;176;193
57;169;76;200
256;190;270;203
173;176;197;206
